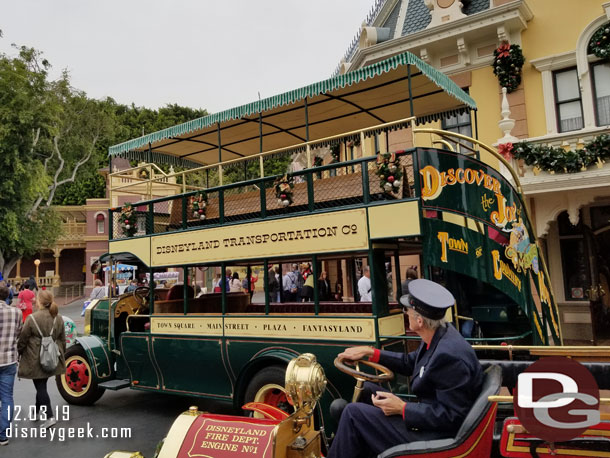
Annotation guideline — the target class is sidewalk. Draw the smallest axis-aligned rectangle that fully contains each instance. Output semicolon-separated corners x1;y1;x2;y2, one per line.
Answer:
55;294;85;307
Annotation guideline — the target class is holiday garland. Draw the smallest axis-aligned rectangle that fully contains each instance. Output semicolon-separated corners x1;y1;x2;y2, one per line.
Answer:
589;22;610;61
190;191;208;220
274;174;295;207
119;203;137;237
507;134;610;174
376;152;403;195
492;42;525;93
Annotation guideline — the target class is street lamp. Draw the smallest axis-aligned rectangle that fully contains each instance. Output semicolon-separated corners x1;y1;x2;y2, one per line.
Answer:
34;259;41;286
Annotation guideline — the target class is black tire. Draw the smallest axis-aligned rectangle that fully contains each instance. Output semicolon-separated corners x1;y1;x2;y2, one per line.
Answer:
56;345;105;405
243;365;292;416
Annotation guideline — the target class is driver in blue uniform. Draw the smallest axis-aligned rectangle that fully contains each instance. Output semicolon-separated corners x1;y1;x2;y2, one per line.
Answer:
327;279;483;458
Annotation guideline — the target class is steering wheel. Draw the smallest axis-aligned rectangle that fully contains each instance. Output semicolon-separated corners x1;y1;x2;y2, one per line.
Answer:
334;356;394;383
133;287;150;309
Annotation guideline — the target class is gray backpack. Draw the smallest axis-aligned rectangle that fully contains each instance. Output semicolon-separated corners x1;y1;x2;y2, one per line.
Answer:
30;315;59;373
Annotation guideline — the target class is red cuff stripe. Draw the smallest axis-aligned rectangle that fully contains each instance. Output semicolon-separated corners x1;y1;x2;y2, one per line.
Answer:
403;402;407;420
369;348;381;363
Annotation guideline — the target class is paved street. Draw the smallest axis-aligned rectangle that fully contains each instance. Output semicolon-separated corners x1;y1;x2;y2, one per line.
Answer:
7;300;233;458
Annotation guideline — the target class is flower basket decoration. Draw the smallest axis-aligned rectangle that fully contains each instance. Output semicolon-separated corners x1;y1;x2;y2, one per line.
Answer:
589;22;610;61
119;203;137;237
274;174;295;207
190;191;208;220
376;152;403;195
492;42;525;93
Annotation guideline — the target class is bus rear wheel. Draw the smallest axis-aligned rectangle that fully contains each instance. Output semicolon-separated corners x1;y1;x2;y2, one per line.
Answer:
56;345;105;405
244;366;293;417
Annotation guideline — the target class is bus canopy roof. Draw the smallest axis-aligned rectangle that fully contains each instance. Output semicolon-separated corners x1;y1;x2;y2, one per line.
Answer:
109;52;476;167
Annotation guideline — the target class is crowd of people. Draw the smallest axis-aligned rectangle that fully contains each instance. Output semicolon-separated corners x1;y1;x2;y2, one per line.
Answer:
0;283;66;447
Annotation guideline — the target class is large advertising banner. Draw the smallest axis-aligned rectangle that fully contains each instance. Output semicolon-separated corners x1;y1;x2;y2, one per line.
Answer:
417;148;560;344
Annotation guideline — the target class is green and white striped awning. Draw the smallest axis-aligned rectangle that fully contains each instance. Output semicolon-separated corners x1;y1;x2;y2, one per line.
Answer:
109;51;476;166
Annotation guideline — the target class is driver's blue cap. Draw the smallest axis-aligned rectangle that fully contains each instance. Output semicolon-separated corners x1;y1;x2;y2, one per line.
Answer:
399;279;454;320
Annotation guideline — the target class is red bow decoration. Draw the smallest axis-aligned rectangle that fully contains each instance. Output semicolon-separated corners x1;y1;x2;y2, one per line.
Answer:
497;43;510;59
498;142;514;161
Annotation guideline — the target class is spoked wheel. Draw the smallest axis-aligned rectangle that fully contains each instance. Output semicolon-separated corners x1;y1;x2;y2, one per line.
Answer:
56;345;105;405
244;366;293;418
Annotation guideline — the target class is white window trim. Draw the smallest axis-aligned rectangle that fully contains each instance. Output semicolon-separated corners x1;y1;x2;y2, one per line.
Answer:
94;211;107;234
532;8;610;135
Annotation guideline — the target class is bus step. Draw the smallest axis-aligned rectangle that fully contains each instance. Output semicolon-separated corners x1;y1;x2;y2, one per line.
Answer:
98;380;131;391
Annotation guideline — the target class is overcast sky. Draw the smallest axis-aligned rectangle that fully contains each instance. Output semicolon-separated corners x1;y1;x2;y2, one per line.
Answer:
1;0;374;113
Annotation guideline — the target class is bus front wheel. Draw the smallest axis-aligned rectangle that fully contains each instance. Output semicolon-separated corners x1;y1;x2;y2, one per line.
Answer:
244;366;293;417
56;345;105;405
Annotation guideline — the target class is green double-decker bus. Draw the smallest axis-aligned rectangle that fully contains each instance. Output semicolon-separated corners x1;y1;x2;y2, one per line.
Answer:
56;52;560;436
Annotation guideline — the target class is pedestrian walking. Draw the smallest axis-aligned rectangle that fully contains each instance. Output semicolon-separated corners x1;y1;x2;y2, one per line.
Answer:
0;285;22;446
17;290;66;429
17;282;36;323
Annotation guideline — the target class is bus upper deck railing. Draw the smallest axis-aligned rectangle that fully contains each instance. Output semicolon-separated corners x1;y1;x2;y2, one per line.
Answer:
109;150;417;240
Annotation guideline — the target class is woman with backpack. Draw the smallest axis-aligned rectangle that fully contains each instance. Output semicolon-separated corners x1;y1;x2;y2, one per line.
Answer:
17;290;66;429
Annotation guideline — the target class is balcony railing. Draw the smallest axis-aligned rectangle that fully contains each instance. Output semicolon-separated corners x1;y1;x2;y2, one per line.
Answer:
58;221;87;241
110;151;416;240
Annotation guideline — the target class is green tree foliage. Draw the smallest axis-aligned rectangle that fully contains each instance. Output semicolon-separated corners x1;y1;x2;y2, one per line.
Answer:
54;102;208;204
0;45;114;276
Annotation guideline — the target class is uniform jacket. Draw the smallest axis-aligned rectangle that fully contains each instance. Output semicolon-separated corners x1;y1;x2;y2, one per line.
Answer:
17;310;66;379
377;324;483;434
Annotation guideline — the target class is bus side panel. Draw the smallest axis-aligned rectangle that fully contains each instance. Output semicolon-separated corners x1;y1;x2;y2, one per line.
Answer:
152;335;232;398
227;339;360;401
120;333;160;390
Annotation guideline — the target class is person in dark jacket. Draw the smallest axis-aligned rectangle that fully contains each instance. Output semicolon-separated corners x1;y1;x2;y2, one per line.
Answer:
400;267;419;295
268;267;280;302
17;290;66;430
327;279;483;458
317;271;331;301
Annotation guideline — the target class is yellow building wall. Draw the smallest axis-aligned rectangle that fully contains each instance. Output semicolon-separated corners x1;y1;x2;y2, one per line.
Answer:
470;66;502;169
520;0;605;138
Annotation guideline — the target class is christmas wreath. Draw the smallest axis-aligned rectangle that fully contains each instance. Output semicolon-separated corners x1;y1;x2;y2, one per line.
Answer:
376;152;403;195
492;42;525;93
190;191;208;220
274;174;295;207
589;22;610;60
313;156;323;167
119;203;137;237
512;134;610;174
139;168;149;180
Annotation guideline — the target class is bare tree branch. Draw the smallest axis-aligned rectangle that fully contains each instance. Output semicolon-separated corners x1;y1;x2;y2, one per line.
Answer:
44;133;99;206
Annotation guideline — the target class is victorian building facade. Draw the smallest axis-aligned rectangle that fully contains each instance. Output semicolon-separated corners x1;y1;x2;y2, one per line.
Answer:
339;0;610;342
